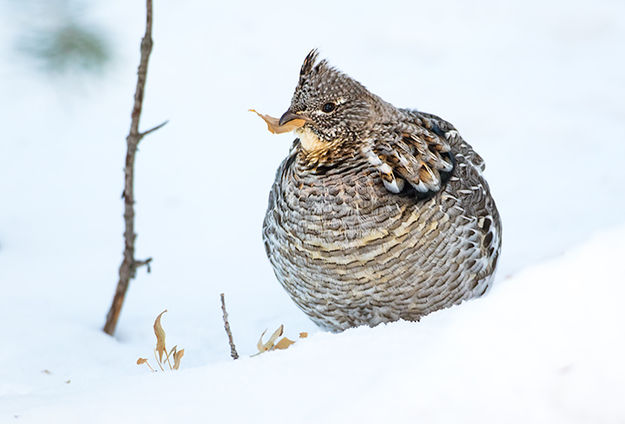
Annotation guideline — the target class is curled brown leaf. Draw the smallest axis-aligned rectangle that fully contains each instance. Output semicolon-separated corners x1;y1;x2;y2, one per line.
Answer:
173;349;185;370
256;324;285;355
249;109;305;134
153;309;168;362
256;329;269;353
265;324;284;350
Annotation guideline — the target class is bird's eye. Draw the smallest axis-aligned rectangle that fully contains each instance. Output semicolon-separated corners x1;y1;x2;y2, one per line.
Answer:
322;102;336;113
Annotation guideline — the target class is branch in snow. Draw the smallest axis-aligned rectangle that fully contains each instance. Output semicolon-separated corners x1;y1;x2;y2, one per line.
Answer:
103;0;166;336
220;293;239;360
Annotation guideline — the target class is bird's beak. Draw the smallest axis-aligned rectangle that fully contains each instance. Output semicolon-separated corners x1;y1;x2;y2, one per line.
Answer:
279;110;308;127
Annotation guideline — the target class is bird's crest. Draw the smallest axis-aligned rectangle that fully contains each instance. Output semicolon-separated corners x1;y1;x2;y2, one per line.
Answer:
298;49;333;82
300;49;319;76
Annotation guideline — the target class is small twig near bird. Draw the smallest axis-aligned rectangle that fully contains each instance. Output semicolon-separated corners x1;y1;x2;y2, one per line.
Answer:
220;293;239;360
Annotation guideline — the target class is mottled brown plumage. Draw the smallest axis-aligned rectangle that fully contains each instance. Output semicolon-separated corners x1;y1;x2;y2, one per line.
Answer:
262;50;501;332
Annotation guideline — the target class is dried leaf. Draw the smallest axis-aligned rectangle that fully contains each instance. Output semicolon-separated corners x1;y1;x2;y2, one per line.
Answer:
165;345;177;370
65;380;71;384
249;109;305;134
154;348;165;371
256;324;285;354
257;329;268;353
165;345;177;362
274;337;295;350
41;369;51;375
153;309;168;362
265;324;284;351
299;332;308;339
173;349;185;370
138;358;156;372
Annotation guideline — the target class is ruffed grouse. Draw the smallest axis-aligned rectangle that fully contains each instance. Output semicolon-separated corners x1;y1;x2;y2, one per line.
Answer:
261;50;501;332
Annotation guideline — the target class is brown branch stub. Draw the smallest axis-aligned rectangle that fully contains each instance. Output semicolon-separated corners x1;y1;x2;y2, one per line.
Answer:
139;120;169;140
134;257;153;275
103;0;162;336
220;293;239;360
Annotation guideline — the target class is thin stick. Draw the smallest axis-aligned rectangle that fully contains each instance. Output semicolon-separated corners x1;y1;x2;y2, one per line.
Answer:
153;349;165;372
164;346;176;370
140;120;169;139
103;0;167;336
220;293;239;360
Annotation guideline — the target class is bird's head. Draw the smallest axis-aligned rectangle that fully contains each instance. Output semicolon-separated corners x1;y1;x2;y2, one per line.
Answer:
278;50;392;163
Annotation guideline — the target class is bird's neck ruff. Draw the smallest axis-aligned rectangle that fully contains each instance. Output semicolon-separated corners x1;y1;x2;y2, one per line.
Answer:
297;127;328;154
295;127;356;170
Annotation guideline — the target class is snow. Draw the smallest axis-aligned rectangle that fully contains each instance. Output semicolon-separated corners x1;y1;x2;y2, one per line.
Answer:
1;0;624;422
4;227;625;423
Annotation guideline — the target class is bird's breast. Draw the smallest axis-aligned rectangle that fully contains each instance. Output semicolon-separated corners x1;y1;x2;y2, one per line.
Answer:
281;159;416;246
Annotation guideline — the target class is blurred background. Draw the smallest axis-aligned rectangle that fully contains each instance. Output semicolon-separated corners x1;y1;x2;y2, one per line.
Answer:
0;0;624;382
8;0;111;75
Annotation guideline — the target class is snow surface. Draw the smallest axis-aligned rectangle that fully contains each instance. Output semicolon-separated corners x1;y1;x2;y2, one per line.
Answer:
1;0;624;422
4;227;625;423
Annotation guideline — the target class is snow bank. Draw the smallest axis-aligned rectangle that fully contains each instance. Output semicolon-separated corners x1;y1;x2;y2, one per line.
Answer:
3;227;624;423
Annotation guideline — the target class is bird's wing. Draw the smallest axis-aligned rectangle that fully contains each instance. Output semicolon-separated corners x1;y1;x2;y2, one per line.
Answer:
415;111;486;173
362;111;456;196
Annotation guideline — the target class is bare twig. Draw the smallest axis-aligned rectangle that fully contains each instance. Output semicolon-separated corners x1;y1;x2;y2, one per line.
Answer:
103;0;166;336
220;293;239;360
153;349;165;371
133;257;152;275
139;120;169;139
164;346;176;370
